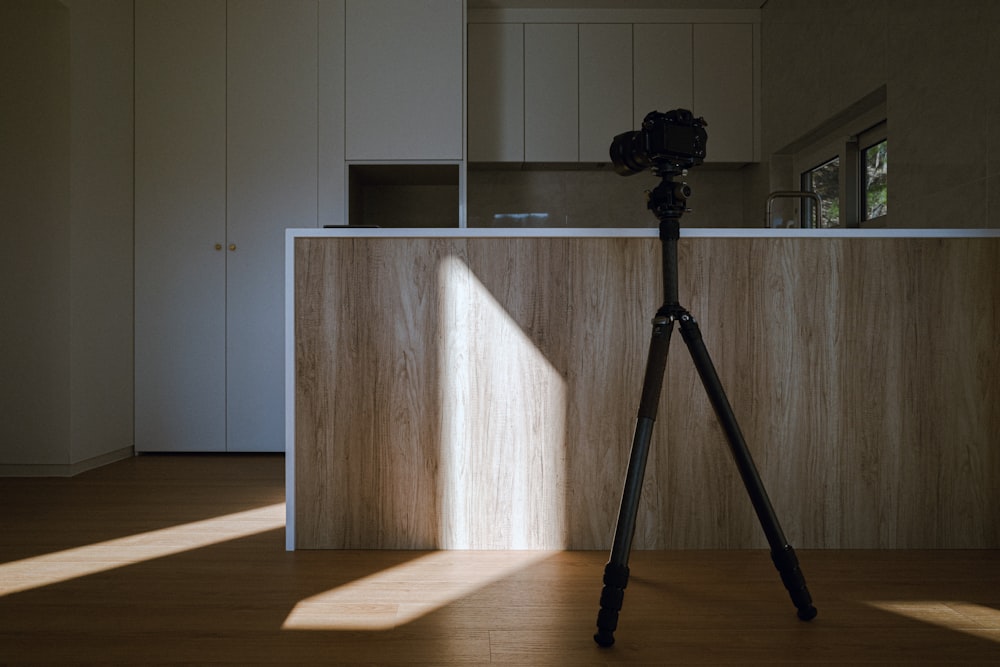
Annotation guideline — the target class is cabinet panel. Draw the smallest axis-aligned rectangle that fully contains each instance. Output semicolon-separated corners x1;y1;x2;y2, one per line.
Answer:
524;23;578;162
134;0;227;452
468;20;756;166
694;23;754;162
632;23;692;129
579;23;633;163
468;23;524;162
227;0;317;452
345;0;463;160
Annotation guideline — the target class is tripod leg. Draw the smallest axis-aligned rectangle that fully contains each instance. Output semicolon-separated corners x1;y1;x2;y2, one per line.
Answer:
595;315;674;647
677;313;817;621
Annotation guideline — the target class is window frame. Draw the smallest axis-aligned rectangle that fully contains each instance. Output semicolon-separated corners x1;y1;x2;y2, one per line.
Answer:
792;105;887;228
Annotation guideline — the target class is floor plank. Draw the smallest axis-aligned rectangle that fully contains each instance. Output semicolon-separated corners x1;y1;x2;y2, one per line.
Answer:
2;454;999;664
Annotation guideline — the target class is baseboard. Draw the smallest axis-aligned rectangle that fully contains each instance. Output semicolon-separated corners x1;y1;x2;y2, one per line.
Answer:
0;446;135;477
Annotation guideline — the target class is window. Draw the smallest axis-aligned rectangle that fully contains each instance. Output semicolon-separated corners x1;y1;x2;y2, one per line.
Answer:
802;157;840;228
862;138;888;221
792;104;888;228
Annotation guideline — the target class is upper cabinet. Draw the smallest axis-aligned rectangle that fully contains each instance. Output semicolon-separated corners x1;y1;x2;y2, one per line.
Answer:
692;23;755;163
468;15;759;165
524;23;578;161
635;22;755;163
468;22;524;162
632;23;693;128
579;24;633;163
345;0;464;161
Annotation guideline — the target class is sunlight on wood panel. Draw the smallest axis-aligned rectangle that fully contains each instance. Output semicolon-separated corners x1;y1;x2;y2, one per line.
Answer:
866;601;1000;643
0;503;285;597
437;255;568;549
282;550;554;630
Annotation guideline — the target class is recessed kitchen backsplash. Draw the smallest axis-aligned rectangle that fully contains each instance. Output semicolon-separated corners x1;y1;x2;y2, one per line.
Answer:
467;167;745;228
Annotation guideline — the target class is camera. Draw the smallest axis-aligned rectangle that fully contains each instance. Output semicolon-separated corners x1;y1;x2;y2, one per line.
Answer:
609;109;708;176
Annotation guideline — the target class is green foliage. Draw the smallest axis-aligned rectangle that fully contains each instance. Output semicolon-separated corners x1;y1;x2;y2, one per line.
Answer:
865;140;888;219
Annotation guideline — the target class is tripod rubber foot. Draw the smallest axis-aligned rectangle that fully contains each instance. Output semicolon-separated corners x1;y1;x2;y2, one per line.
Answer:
771;544;817;622
594;562;630;648
594;631;615;648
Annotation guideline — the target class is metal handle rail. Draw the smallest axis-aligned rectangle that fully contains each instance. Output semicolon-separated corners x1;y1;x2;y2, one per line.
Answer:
765;191;823;228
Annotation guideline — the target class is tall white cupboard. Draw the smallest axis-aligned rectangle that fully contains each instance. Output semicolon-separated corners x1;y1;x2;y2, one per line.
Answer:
134;0;318;452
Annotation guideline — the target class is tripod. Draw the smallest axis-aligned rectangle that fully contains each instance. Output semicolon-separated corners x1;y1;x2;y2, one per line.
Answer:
594;172;817;648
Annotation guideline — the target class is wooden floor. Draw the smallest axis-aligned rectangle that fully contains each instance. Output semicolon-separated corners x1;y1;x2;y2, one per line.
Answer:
2;455;999;665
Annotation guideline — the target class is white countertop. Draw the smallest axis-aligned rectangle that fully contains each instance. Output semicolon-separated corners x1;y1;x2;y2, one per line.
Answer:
287;227;1000;240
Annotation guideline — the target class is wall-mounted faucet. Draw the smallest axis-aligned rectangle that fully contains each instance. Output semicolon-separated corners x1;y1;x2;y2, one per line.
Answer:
765;191;823;228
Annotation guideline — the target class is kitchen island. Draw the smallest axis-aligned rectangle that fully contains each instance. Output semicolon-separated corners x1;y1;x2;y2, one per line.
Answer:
285;228;1000;551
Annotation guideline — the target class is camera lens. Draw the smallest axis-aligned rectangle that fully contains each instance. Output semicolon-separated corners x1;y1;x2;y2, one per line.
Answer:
609;131;650;176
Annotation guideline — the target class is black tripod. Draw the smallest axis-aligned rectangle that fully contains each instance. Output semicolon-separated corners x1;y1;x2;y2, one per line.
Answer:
594;173;817;648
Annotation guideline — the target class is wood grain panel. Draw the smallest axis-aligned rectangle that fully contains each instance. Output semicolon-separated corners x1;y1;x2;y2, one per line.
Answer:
295;239;445;548
294;237;1000;549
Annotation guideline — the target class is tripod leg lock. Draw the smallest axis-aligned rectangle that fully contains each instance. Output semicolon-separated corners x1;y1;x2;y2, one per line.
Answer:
594;562;630;647
771;545;818;621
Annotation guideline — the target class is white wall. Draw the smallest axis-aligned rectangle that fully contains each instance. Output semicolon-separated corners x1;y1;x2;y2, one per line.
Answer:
67;0;134;466
1;0;72;468
0;0;134;474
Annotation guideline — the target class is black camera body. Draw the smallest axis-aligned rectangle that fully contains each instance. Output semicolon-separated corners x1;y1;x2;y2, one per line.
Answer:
609;109;708;176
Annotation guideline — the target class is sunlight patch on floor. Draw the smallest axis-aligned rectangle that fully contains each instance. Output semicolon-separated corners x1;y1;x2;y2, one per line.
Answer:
282;550;555;630
0;503;285;597
865;600;1000;642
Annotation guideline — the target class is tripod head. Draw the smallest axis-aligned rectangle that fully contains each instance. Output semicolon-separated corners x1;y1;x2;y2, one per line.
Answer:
647;176;692;239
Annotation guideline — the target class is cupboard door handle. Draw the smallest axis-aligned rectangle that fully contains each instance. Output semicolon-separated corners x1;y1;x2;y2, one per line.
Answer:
229;244;237;251
215;243;223;251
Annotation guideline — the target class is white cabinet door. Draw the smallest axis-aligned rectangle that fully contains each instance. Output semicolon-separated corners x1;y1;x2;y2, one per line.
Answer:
693;23;754;163
632;23;693;129
227;0;317;452
345;0;463;160
468;23;524;162
135;0;227;452
136;0;317;453
579;23;633;163
469;21;755;165
524;23;578;162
